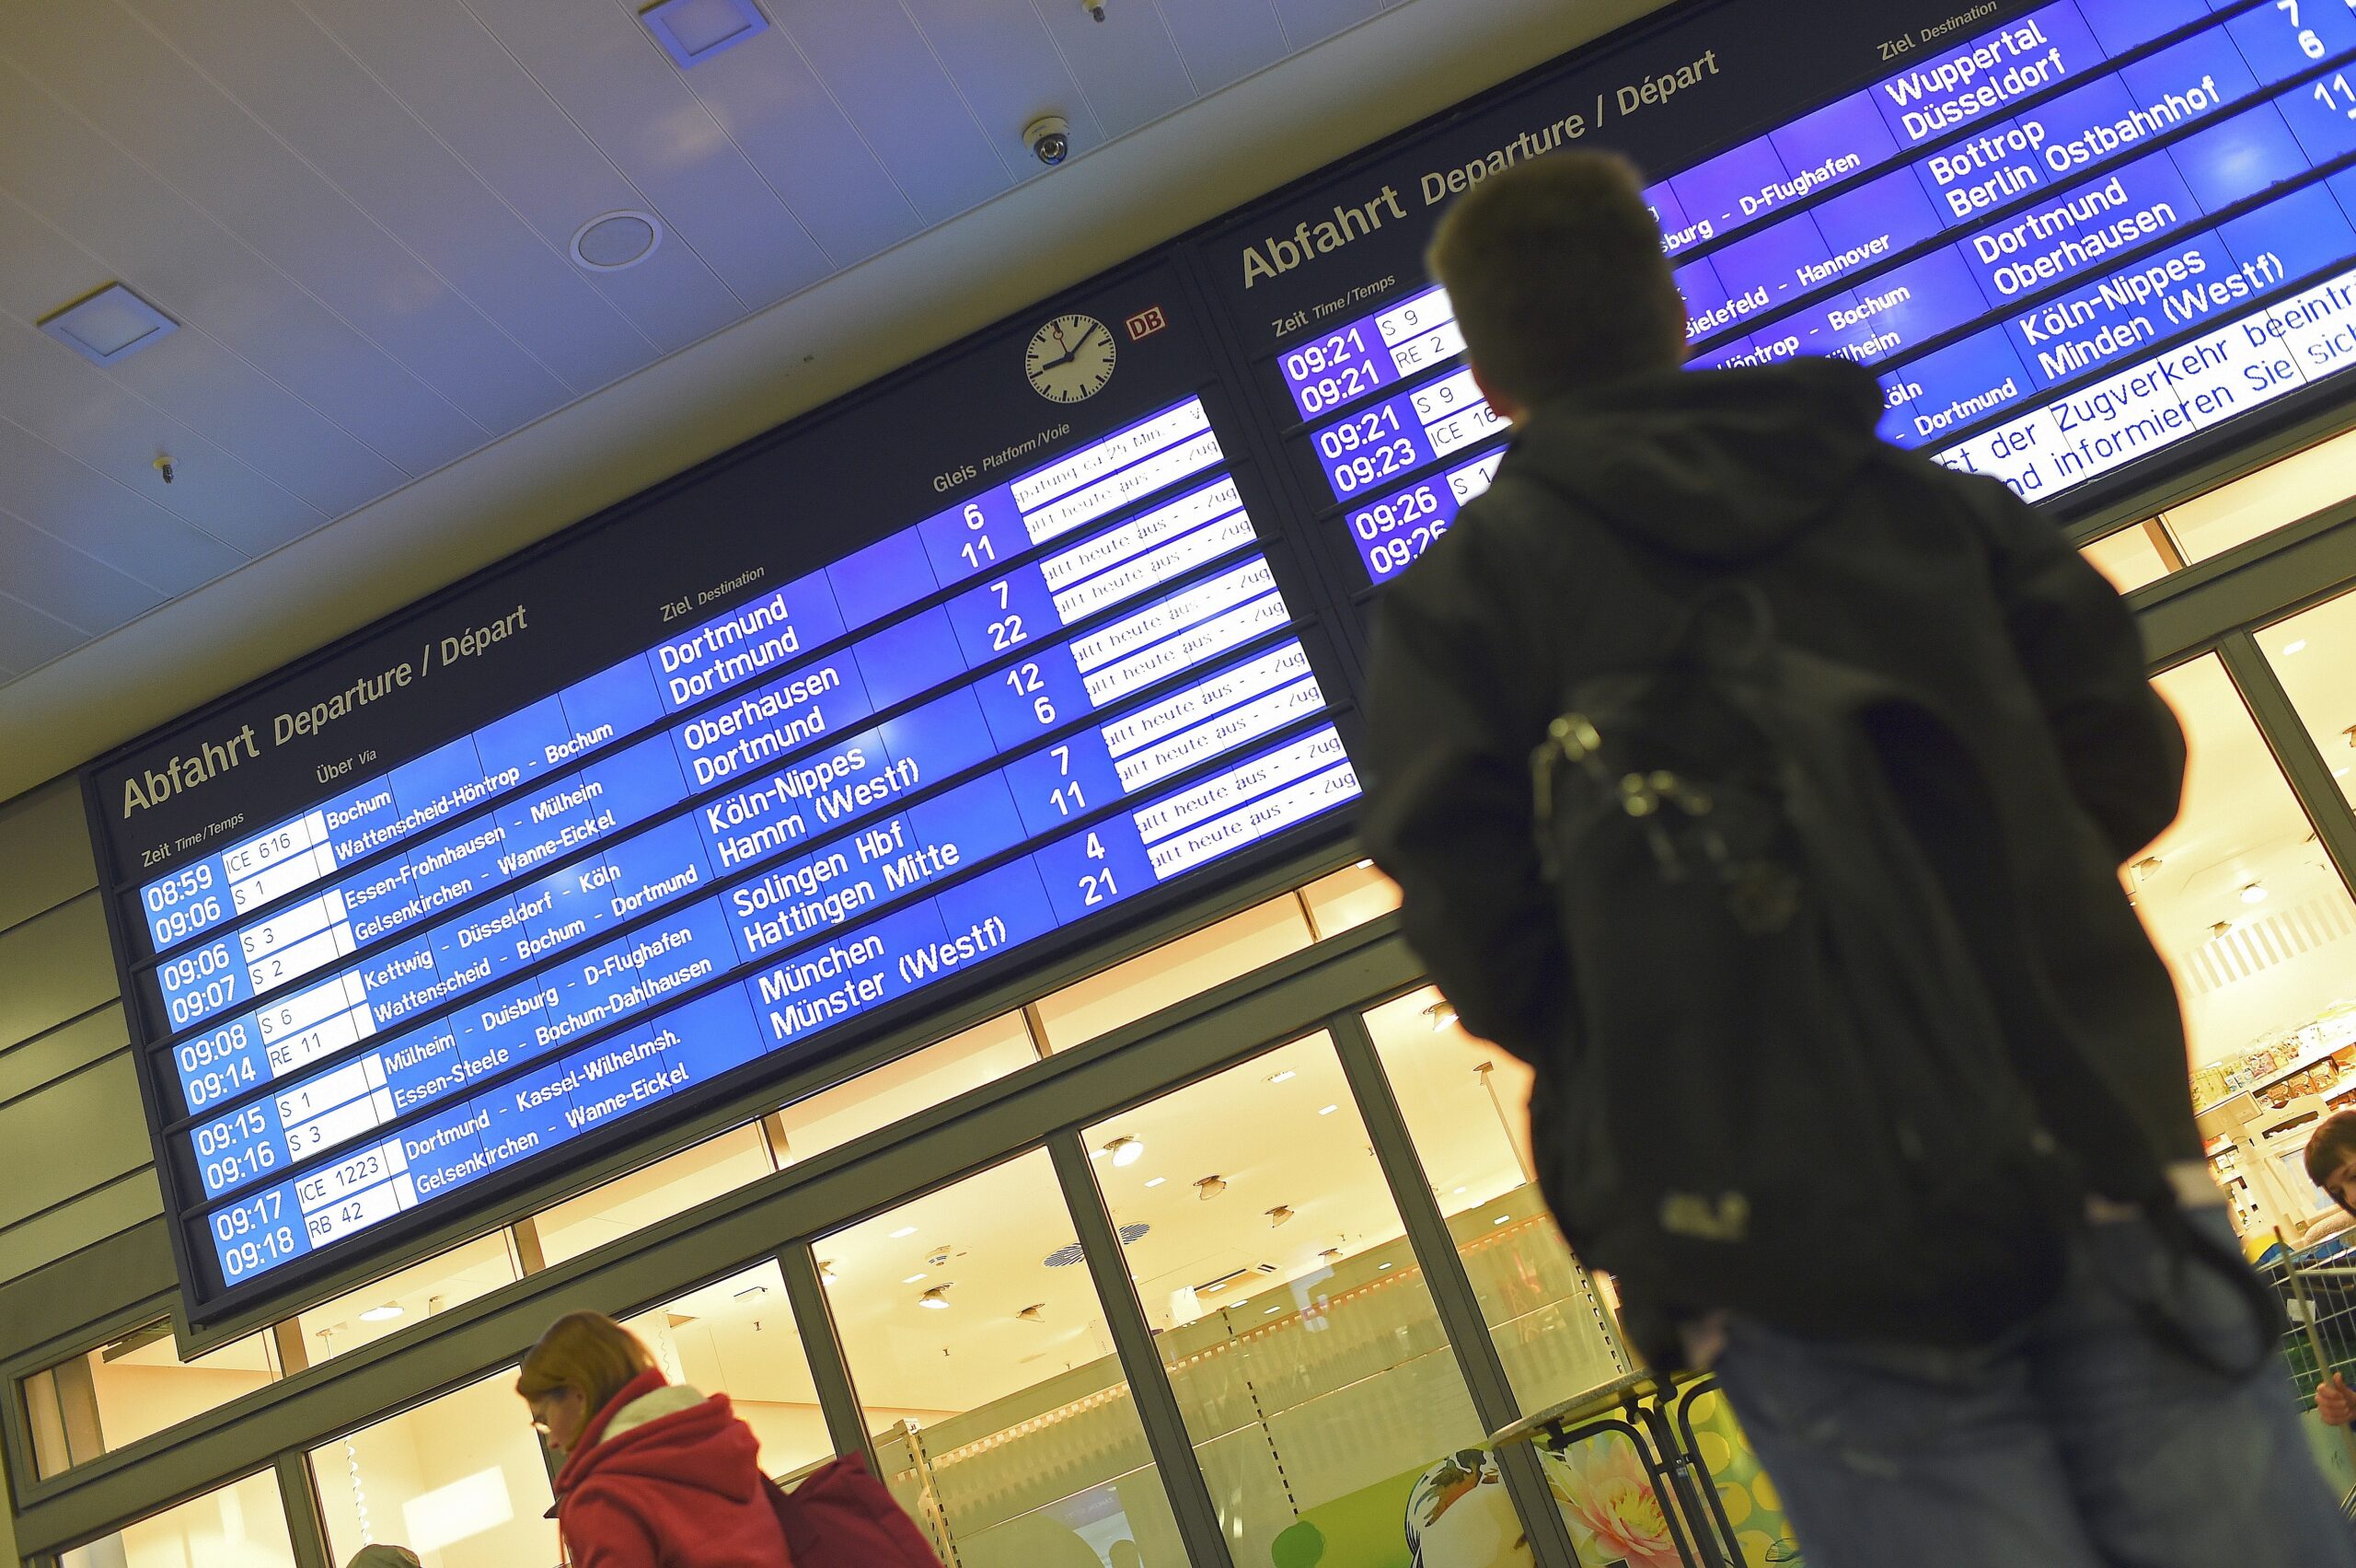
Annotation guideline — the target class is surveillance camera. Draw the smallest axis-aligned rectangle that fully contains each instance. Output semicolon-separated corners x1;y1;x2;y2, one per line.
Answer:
1024;115;1071;167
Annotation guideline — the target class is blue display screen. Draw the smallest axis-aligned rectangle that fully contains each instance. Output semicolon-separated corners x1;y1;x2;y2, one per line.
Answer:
138;387;1359;1295
1274;0;2356;579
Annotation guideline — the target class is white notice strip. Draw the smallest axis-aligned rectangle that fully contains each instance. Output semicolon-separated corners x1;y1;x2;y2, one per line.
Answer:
1114;677;1328;794
1022;431;1224;545
1147;758;1364;879
1053;513;1257;625
1133;726;1351;847
1101;642;1314;759
1011;398;1209;513
1082;594;1288;709
1040;478;1242;591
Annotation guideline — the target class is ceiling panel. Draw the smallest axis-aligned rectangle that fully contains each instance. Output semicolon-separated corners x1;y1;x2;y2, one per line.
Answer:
0;419;244;594
1031;0;1196;141
0;330;319;561
770;0;1011;225
126;0;656;398
901;0;1107;183
1156;0;1291;94
297;0;743;355
657;28;924;270
6;6;563;437
462;0;831;309
0;502;166;636
0;63;476;478
0;202;334;546
0;594;89;674
1273;0;1382;48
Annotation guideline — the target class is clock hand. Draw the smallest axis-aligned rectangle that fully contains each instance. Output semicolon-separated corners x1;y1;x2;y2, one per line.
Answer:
1044;322;1104;372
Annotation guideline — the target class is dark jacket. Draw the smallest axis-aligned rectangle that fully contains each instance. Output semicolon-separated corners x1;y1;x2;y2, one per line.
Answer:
553;1368;791;1568
1361;358;2200;1182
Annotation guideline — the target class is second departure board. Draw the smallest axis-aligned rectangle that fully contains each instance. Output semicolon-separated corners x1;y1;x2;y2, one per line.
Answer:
1192;0;2356;595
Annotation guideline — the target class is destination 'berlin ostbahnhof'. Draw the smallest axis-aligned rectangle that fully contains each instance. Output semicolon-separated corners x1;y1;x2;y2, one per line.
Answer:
5;0;2356;1563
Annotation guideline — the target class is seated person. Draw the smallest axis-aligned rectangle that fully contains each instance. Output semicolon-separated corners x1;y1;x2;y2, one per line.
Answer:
2303;1111;2356;1426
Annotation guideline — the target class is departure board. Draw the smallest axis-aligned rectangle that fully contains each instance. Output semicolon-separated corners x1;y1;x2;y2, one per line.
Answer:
92;0;2356;1333
90;264;1361;1315
1190;0;2356;594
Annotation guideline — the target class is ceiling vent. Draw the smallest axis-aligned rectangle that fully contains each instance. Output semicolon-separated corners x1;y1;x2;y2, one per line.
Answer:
40;283;178;366
572;212;664;271
641;0;768;67
1041;1223;1149;1267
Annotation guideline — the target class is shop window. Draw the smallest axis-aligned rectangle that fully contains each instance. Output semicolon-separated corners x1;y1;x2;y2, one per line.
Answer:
309;1367;555;1568
1298;860;1403;940
2160;427;2356;564
2263;590;2356;812
532;1124;775;1269
2138;656;2356;1239
619;1260;833;1481
1083;1033;1519;1568
1362;987;1631;1410
2080;523;2177;594
22;1321;281;1477
770;1012;1039;1165
1033;897;1314;1052
297;1232;522;1366
819;1147;1189;1566
58;1469;297;1568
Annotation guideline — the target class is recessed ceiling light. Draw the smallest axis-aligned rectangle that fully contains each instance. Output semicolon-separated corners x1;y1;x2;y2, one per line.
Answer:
1424;1000;1460;1032
357;1303;404;1323
902;1273;928;1285
2242;881;2269;905
2283;640;2308;655
1267;1205;1295;1228
1264;1305;1283;1315
1492;1216;1510;1227
1144;1176;1166;1188
1106;1136;1144;1167
918;1286;952;1309
1317;1104;1338;1116
641;0;768;67
39;282;178;366
1378;1262;1393;1271
2335;767;2351;779
571;211;664;271
890;1225;918;1239
820;1259;838;1282
1452;1186;1468;1195
1195;1175;1227;1201
1267;1070;1297;1085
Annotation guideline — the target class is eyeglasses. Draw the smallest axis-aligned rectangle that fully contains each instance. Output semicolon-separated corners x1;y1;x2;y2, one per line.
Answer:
527;1389;573;1436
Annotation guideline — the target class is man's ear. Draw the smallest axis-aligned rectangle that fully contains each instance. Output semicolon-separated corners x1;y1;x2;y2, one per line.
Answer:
1469;362;1524;427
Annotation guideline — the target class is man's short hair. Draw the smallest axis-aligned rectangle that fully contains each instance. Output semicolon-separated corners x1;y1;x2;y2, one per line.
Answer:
1425;152;1688;409
2307;1110;2356;1189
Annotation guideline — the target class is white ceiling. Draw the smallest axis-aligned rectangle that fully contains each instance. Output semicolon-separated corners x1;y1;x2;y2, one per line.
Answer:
0;0;1668;802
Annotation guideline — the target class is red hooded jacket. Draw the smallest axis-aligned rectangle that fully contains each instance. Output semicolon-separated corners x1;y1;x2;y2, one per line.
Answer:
553;1368;791;1568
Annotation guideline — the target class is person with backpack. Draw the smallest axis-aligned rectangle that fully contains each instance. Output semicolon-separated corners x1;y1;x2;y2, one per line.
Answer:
1358;150;2356;1567
521;1309;793;1567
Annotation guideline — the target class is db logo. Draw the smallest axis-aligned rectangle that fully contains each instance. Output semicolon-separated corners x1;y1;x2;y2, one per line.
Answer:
1125;306;1168;341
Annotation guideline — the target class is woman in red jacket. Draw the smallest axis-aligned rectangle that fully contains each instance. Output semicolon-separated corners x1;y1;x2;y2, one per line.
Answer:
518;1309;791;1568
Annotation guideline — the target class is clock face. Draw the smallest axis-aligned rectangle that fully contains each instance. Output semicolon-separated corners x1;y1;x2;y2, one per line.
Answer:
1024;313;1116;403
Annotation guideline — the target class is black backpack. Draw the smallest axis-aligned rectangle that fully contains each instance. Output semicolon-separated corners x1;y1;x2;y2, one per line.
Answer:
1526;581;2088;1366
